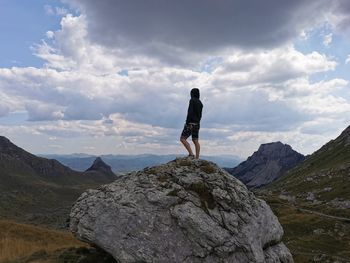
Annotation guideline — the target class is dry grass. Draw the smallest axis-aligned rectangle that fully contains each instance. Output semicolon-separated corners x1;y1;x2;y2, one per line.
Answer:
0;219;86;263
199;163;216;174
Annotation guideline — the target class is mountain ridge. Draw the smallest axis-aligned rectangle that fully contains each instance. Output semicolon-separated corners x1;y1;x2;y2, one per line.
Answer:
226;141;304;188
0;136;116;228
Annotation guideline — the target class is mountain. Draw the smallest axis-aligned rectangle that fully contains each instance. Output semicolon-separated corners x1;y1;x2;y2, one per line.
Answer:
85;157;116;179
259;127;350;262
40;153;241;172
225;141;305;188
70;157;293;262
0;136;75;178
266;126;350;204
0;136;115;228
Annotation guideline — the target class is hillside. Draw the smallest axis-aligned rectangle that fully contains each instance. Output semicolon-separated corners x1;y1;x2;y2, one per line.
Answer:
259;126;350;262
266;126;350;211
0;136;115;228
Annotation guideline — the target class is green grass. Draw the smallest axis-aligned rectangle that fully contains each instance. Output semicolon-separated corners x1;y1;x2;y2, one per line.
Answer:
260;195;350;262
0;164;107;228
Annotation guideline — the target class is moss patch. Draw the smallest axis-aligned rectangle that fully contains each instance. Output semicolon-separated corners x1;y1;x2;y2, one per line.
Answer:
186;182;216;211
178;159;192;166
200;163;216;174
157;174;170;182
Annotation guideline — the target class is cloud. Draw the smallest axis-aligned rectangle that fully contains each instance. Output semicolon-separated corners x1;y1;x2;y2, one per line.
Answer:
323;33;333;46
44;5;68;16
346;55;350;64
1;42;342;132
64;0;331;65
26;102;64;121
329;0;350;34
211;47;336;87
0;104;9;117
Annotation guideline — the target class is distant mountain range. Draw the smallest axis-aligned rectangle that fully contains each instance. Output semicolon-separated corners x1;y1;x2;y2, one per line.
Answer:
0;136;115;228
225;141;305;188
39;153;242;173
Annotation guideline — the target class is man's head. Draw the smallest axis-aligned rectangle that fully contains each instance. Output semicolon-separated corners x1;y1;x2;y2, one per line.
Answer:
190;88;200;99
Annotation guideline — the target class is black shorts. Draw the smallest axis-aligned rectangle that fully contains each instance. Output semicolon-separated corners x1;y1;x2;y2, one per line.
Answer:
181;123;200;139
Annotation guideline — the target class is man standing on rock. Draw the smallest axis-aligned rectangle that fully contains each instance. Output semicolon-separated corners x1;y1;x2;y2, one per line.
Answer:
180;88;203;159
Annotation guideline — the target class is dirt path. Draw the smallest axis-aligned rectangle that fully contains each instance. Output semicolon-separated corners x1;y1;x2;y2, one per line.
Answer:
295;207;350;223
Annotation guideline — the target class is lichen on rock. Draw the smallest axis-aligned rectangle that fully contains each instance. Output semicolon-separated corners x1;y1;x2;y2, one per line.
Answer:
70;157;293;263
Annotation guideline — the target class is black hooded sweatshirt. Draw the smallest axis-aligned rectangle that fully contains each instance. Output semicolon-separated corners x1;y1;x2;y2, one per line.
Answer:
186;88;203;124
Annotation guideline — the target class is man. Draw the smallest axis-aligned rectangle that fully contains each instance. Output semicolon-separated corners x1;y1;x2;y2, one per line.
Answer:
180;88;203;159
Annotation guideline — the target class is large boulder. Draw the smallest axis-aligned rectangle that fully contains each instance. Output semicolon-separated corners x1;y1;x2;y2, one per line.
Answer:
70;157;293;263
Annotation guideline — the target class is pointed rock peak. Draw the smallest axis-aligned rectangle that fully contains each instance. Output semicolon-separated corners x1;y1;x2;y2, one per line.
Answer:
0;136;15;148
86;157;115;177
93;156;104;165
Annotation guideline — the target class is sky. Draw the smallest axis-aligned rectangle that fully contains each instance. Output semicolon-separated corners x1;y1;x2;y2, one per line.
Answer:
1;0;350;158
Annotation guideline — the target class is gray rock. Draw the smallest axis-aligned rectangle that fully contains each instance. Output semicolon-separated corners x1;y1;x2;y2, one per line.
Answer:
70;157;293;263
306;192;315;201
225;142;304;189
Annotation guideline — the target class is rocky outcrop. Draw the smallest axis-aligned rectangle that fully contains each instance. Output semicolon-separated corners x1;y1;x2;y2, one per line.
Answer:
70;157;293;263
85;157;116;179
226;142;304;189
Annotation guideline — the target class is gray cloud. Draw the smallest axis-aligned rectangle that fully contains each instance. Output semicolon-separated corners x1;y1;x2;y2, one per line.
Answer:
0;104;9;117
332;0;350;35
68;0;326;61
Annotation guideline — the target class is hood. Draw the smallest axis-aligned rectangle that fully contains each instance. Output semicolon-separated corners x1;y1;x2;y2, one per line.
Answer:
190;88;200;99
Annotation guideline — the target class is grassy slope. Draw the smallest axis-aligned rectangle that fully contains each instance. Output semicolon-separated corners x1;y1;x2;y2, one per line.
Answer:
0;163;108;228
259;194;350;262
0;219;87;263
269;127;350;200
258;127;350;262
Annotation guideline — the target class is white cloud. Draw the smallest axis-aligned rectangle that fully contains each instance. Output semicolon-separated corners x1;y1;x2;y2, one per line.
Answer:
323;33;333;46
45;5;68;16
346;55;350;64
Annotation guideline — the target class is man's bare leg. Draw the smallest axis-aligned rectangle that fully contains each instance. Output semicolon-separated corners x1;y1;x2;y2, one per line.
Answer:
180;137;194;156
192;139;200;159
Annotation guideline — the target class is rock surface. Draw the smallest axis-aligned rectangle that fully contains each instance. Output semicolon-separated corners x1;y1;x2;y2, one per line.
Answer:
226;142;304;189
70;157;293;263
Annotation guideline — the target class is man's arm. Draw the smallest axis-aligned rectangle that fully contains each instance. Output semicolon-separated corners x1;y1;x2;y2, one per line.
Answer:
186;99;194;124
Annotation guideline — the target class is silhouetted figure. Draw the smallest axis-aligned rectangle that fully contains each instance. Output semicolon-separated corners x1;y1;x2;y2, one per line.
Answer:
180;88;203;159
